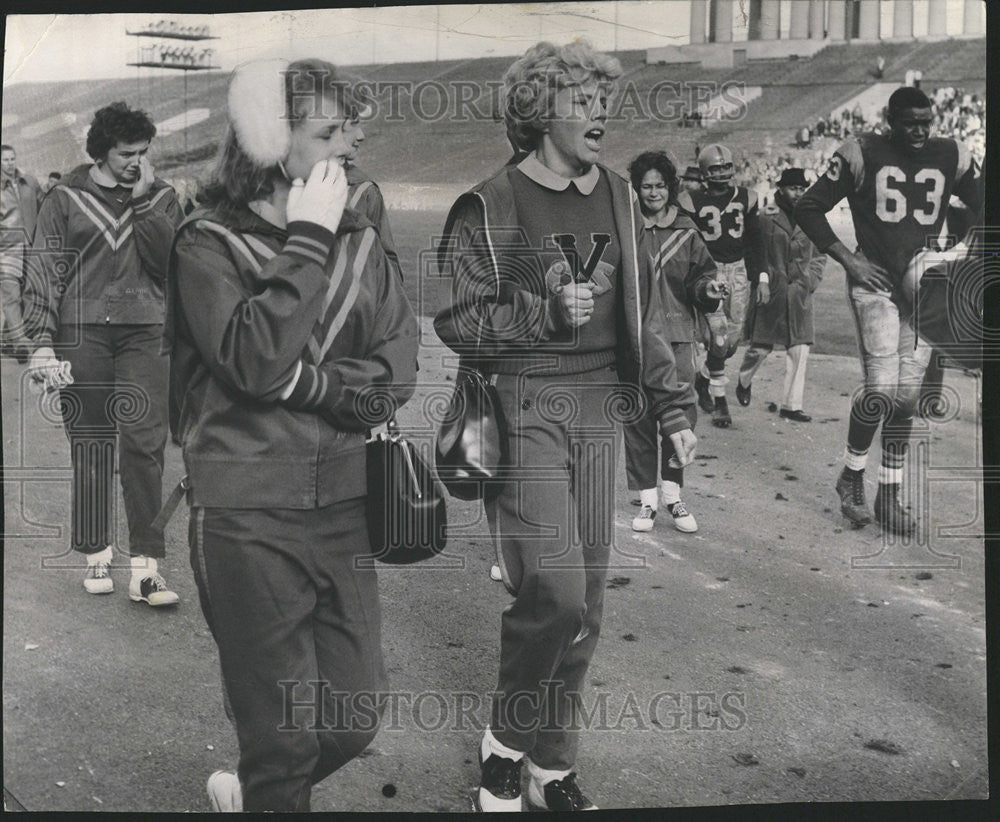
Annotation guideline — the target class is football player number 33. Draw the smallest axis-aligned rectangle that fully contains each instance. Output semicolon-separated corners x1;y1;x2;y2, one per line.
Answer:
697;203;744;241
874;166;946;225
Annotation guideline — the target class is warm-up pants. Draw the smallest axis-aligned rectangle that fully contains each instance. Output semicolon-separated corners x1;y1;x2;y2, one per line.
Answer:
624;342;697;491
189;499;386;812
56;323;168;557
486;365;619;771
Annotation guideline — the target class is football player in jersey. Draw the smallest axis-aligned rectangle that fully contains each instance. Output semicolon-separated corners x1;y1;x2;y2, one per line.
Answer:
678;143;766;427
796;86;980;535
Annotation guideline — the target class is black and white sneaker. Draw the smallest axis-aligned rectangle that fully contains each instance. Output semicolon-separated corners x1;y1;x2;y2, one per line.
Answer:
129;573;179;607
631;504;656;532
527;772;597;811
475;750;522;812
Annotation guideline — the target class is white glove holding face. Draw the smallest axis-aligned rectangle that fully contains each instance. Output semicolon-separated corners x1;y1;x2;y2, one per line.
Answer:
27;347;74;393
285;159;348;236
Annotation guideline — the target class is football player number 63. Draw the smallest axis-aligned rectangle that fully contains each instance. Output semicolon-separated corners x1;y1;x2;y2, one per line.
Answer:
874;165;945;225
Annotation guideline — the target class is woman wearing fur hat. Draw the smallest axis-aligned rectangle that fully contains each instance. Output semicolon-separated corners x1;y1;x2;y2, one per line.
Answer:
165;58;418;812
435;41;697;812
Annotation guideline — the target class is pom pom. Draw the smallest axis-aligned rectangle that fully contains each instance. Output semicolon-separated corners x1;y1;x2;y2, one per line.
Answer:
228;58;290;166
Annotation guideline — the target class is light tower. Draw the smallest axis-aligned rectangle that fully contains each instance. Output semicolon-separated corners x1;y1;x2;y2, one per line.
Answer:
126;19;220;168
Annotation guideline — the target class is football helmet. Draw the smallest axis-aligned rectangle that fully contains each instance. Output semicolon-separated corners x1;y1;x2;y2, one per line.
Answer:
697;144;735;185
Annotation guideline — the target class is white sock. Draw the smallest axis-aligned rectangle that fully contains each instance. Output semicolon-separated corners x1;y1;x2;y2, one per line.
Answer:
843;449;868;472
482;727;523;763
878;465;903;485
87;545;113;566
527;758;571;787
131;556;157;580
660;480;681;505
638;487;658;509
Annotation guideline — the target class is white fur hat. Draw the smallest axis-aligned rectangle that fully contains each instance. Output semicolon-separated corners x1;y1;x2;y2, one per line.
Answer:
228;58;290;166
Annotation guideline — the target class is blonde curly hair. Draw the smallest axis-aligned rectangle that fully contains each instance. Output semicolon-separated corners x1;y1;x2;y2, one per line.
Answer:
503;40;623;153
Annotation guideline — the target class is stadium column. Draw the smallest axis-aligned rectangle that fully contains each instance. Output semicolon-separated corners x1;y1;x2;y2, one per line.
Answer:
927;0;948;36
893;0;913;38
828;0;848;40
712;0;734;43
962;0;984;35
858;0;880;41
790;0;810;39
690;0;708;44
808;0;826;39
760;0;780;40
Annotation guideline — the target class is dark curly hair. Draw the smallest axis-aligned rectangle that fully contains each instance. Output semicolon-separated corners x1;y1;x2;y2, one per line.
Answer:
85;102;157;162
627;150;678;206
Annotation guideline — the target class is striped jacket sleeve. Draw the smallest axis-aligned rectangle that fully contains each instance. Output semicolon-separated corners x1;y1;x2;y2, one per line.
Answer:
278;226;419;430
172;219;335;400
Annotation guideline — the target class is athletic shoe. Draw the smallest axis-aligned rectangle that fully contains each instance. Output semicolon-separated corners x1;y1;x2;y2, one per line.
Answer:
694;372;714;413
631;504;657;532
83;560;114;595
475;750;522;812
665;501;698;533
526;772;597;811
735;379;751;407
873;483;916;537
711;396;732;428
207;769;242;812
129;573;179;606
835;467;872;526
779;408;812;422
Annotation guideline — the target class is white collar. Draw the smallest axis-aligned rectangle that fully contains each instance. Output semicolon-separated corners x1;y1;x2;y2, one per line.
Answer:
516;152;600;195
248;198;286;229
642;206;678;229
90;164;133;189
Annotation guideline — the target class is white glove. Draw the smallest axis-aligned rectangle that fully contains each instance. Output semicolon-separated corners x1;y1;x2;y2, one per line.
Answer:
285;159;347;236
27;347;74;393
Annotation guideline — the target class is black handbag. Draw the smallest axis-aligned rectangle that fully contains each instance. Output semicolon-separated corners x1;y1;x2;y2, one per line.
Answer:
435;364;509;501
366;418;448;564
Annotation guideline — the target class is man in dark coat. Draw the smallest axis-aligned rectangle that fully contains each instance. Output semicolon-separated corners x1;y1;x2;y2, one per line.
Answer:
736;168;826;422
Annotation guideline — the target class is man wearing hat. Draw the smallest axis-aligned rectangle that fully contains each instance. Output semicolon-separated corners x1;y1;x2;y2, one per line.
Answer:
736;168;825;422
679;165;702;194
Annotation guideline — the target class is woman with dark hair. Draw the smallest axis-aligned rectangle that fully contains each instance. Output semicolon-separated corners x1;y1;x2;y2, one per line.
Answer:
623;151;723;534
165;58;418;812
435;42;697;812
22;101;183;603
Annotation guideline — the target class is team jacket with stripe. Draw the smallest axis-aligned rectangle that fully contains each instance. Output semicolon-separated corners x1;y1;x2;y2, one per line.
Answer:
22;164;182;346
346;162;402;281
164;203;418;509
795;132;980;286
641;208;719;343
433;162;694;436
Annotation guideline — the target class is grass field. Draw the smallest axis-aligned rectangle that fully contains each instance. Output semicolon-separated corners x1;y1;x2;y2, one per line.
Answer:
392;208;861;359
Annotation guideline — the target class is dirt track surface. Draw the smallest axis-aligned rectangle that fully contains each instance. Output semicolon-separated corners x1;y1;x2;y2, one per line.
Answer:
2;319;988;813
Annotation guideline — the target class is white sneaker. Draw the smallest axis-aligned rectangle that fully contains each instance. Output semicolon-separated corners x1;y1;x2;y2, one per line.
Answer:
83;560;114;594
665;500;698;533
631;504;656;532
207;769;242;812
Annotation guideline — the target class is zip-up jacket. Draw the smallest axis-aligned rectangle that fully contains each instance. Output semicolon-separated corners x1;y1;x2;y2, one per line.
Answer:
433;163;694;435
22;164;182;346
641;207;719;343
164;202;419;509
